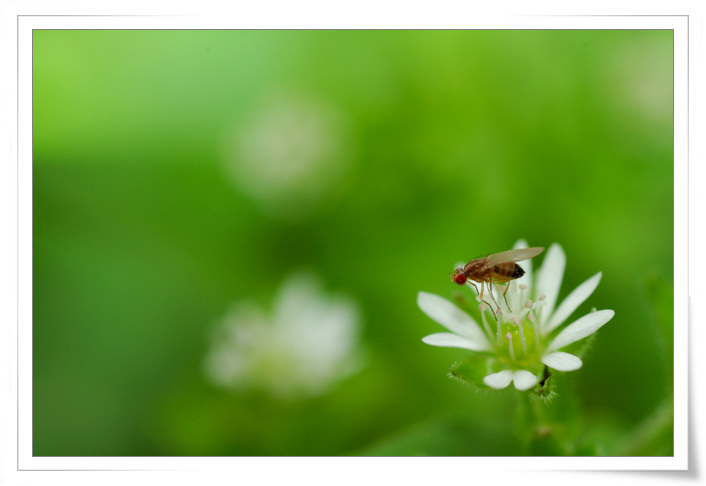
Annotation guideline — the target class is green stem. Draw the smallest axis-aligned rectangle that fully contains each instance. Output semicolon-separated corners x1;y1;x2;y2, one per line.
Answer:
516;391;565;455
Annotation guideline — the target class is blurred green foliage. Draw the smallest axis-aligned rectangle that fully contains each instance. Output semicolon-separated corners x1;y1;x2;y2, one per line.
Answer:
32;30;673;456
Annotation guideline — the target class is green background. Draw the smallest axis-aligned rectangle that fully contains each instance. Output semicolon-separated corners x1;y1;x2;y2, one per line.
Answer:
33;30;673;456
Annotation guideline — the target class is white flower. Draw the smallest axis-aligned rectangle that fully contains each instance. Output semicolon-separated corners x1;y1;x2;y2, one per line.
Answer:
418;240;614;391
204;271;364;399
221;90;351;219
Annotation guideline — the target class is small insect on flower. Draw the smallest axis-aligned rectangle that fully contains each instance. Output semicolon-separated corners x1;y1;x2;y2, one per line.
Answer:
451;247;545;319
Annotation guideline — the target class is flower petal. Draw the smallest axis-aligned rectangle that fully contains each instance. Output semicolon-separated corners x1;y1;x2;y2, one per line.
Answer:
421;332;489;351
546;309;615;352
483;370;514;389
542;351;583;371
544;272;602;334
535;243;566;326
417;292;490;348
512;370;538;390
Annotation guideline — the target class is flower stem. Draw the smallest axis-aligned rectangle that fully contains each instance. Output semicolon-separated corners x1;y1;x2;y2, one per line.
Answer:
515;391;564;455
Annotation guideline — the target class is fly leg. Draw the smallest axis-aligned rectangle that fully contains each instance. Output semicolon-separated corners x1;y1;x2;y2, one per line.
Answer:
487;281;501;315
502;283;512;312
477;281;497;321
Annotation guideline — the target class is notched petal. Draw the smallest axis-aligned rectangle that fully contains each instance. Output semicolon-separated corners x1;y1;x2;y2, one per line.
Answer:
483;370;514;389
512;239;529;250
417;292;489;346
512;370;538;390
535;243;566;323
544;272;602;334
422;332;489;351
547;309;615;352
542;351;583;371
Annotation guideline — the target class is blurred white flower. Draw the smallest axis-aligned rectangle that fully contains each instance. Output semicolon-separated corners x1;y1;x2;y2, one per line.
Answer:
222;90;352;219
418;240;614;391
610;40;672;122
204;271;364;399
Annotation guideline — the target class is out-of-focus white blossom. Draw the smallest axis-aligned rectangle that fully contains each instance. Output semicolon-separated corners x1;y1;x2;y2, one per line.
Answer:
222;91;352;219
204;271;364;399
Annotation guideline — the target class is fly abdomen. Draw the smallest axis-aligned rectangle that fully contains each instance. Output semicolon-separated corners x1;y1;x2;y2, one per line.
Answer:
494;262;516;277
491;262;524;281
511;263;525;278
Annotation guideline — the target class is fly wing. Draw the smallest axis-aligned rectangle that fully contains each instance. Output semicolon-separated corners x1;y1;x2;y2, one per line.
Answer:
485;247;545;265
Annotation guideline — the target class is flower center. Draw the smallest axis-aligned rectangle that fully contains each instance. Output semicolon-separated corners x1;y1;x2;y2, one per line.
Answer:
475;281;546;368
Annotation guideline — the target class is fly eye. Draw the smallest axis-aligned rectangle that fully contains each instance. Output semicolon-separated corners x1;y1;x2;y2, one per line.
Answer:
452;271;467;285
